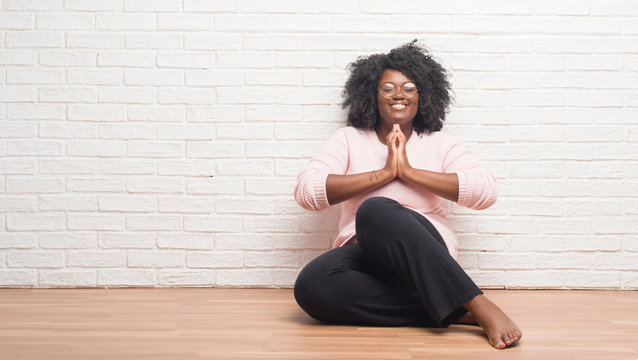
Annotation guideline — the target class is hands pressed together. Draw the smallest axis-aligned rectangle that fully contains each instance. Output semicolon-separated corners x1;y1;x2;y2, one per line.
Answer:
382;124;412;181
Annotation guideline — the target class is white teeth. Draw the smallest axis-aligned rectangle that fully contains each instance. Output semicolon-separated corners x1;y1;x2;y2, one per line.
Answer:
391;104;406;109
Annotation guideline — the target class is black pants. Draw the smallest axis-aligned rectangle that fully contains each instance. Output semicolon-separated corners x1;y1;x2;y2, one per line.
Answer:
294;197;482;328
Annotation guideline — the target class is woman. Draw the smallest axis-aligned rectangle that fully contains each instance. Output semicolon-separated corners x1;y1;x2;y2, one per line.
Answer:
293;41;522;349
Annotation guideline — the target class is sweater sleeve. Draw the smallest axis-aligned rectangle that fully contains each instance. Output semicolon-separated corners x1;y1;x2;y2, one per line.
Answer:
441;135;498;210
293;127;350;211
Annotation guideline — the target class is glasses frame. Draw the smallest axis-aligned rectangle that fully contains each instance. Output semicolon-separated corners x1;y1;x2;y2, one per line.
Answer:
378;82;418;100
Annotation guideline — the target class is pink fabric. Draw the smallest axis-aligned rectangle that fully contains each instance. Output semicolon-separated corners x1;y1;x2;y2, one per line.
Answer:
294;127;498;260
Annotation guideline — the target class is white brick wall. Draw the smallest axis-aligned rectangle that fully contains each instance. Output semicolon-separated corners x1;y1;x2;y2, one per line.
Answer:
1;0;637;289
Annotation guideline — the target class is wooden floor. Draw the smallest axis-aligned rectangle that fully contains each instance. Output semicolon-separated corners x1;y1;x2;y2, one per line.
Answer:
0;289;637;360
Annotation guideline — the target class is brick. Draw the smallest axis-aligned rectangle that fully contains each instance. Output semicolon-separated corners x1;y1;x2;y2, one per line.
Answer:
187;106;244;122
39;87;97;103
158;196;214;214
274;123;340;140
65;0;123;11
125;69;183;86
97;14;155;30
183;0;240;12
67;140;126;157
68;214;125;230
0;12;32;29
127;250;184;268
68;250;125;267
157;124;214;140
126;33;181;50
563;271;620;289
186;251;243;268
538;73;592;89
158;159;215;176
242;35;302;51
158;89;214;105
68;69;123;86
7;68;64;84
0;86;35;102
215;234;273;250
183;216;243;232
246;142;303;158
158;14;212;30
99;233;155;249
0;270;36;286
186;70;244;87
216;160;272;176
509;91;566;107
216;14;330;32
6;31;64;48
66;178;124;192
245;177;296;196
129;106;186;122
0;50;34;65
125;0;178;12
275;234;333;250
157;52;213;69
273;53;331;68
506;270;563;288
39;123;98;139
40;195;98;211
186;142;244;158
39;232;97;249
99;124;154;139
216;124;272;140
126;177;184;193
217;51;273;68
186;177;243;195
36;13;94;30
127;142;183;158
158;233;214;250
6;177;64;193
98;195;156;212
39;50;96;66
67;33;124;49
565;236;621;252
214;197;272;215
217;87;273;104
39;270;97;287
98;159;156;175
184;33;241;50
621;272;638;290
98;270;156;286
479;253;536;270
0;233;36;248
7;103;65;120
98;51;155;67
244;250;299;268
8;250;64;267
126;216;182;231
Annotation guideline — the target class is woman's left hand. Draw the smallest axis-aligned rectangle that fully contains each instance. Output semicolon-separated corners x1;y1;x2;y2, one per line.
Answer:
393;124;412;180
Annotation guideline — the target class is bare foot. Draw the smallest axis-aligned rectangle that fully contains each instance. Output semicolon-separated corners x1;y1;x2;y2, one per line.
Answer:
463;295;522;349
456;311;479;326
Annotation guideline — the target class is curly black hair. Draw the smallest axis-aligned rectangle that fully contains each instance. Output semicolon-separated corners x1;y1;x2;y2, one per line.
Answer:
341;40;452;135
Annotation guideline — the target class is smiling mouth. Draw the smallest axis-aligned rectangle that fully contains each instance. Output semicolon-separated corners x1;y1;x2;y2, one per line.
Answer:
391;104;406;109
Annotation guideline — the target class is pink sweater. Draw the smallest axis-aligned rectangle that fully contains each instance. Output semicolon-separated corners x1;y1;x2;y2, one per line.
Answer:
294;127;498;260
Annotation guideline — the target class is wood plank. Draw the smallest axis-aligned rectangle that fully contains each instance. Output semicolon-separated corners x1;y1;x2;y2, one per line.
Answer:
0;289;637;359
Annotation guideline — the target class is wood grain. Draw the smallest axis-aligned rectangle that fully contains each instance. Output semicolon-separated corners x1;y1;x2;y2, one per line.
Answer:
1;289;637;359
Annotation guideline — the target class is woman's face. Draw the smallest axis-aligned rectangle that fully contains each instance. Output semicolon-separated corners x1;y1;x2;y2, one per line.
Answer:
376;69;419;129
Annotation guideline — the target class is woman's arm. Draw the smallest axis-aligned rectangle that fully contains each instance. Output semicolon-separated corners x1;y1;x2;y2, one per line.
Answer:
325;127;400;204
393;125;460;202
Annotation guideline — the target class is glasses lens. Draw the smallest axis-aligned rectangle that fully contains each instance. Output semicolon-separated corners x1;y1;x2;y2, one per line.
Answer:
379;83;417;99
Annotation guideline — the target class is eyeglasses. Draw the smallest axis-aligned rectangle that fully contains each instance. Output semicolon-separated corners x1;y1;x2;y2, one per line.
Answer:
378;82;418;99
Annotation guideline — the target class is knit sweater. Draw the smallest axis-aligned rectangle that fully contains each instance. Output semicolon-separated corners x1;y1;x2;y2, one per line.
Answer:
294;126;498;260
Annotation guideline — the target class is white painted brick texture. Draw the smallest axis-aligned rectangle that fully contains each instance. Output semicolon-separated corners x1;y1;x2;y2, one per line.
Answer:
0;1;636;289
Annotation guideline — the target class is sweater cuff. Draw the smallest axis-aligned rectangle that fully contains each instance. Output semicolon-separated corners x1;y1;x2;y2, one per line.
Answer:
312;171;331;210
456;170;470;206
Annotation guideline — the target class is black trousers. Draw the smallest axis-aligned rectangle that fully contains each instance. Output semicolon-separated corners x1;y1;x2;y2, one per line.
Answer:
294;197;483;328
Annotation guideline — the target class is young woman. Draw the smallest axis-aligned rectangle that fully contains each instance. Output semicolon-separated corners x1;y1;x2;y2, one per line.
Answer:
293;41;522;349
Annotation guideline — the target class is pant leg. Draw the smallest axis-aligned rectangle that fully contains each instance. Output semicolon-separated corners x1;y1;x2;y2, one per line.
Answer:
355;197;483;327
294;244;439;327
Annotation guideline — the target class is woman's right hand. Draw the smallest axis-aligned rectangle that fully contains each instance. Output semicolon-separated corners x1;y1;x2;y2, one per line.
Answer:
382;124;400;180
